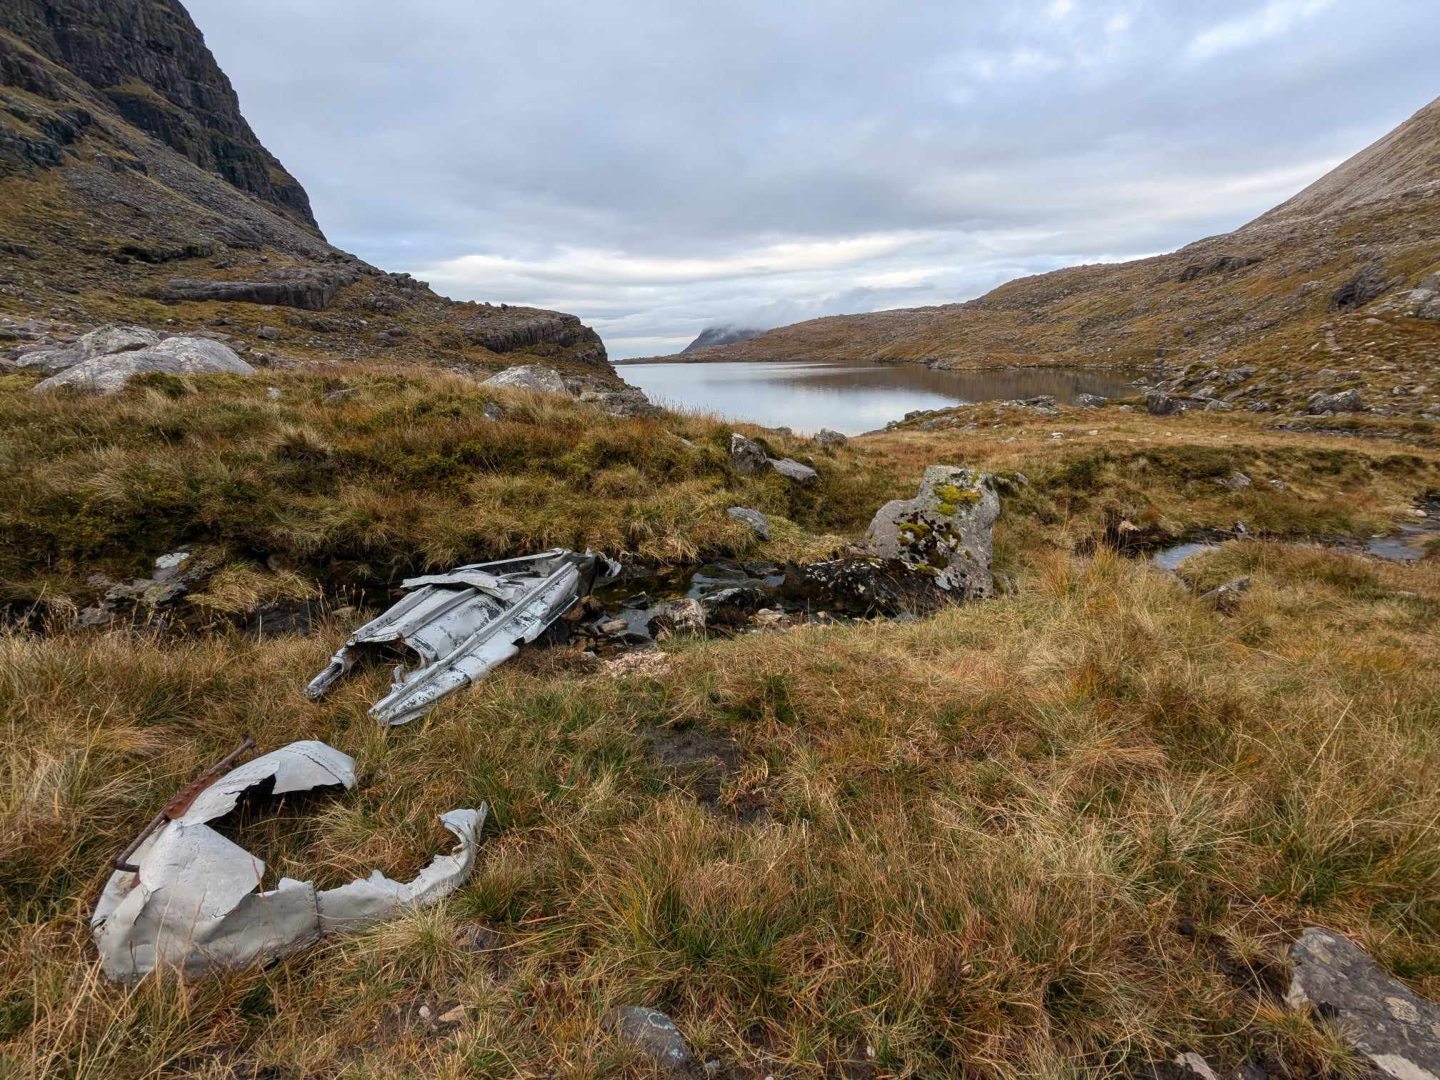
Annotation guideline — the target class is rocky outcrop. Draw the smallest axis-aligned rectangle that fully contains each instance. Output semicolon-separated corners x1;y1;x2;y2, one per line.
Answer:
464;309;606;364
865;465;1001;599
33;335;254;393
1287;928;1440;1080
162;266;363;310
0;0;319;231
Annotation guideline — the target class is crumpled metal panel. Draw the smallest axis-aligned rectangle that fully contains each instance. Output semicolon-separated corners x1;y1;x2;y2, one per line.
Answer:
306;549;616;726
92;741;486;982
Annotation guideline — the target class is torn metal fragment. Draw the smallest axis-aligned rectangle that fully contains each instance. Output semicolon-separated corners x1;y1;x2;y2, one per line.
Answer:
307;549;617;725
92;740;486;982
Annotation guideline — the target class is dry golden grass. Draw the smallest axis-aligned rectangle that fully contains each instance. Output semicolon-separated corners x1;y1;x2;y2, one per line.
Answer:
2;537;1438;1077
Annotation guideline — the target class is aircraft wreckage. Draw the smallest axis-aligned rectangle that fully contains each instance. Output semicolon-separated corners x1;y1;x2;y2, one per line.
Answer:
92;739;486;982
307;549;616;725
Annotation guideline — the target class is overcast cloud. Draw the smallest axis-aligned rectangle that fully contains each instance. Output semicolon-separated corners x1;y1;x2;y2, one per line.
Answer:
187;0;1439;357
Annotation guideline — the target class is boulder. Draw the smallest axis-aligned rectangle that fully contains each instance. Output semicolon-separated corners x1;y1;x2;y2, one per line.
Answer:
1287;927;1440;1080
1146;390;1188;416
482;364;568;394
813;428;848;448
1330;264;1392;313
769;456;818;485
1074;393;1108;408
600;1007;696;1075
1307;389;1365;414
865;465;1001;598
32;337;255;394
75;324;162;358
729;433;770;476
8;345;83;373
726;506;770;541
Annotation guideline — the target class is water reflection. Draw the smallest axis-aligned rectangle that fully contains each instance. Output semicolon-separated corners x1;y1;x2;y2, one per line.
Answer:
618;359;1138;435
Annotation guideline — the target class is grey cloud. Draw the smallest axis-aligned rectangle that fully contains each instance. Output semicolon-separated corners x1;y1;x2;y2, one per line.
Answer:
186;0;1439;355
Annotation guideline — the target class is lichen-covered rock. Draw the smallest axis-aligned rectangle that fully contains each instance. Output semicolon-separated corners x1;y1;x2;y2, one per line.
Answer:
1074;393;1108;408
482;364;568;394
726;506;770;541
32;337;255;394
865;465;1001;598
75;324;163;358
1287;927;1440;1080
601;1006;695;1074
813;428;848;448
8;344;83;373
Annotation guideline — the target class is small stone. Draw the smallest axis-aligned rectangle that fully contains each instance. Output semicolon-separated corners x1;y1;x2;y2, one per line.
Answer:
648;598;706;638
601;1006;695;1074
256;325;281;341
1221;472;1252;491
436;1005;468;1025
726;506;770;541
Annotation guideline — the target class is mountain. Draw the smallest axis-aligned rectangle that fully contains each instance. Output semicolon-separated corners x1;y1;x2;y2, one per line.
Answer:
0;0;610;375
682;324;765;353
673;98;1440;398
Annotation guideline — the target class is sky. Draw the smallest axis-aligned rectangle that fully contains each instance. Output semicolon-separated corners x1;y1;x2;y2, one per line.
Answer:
187;0;1440;358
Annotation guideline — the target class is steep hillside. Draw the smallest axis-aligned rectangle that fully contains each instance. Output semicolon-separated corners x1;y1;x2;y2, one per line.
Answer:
0;0;611;377
675;97;1440;413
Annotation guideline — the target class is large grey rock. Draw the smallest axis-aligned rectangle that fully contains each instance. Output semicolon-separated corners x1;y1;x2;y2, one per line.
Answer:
9;345;83;373
32;337;255;394
1074;393;1108;409
1307;389;1365;414
76;324;163;358
483;364;568;394
813;428;848;449
726;506;770;541
1287;928;1440;1080
865;465;1001;598
729;433;770;475
601;1006;695;1074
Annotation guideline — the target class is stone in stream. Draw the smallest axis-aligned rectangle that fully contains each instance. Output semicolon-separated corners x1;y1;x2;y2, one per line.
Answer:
865;464;1001;599
1286;927;1440;1080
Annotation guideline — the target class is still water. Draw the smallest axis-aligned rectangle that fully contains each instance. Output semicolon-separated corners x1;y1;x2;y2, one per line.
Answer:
618;359;1139;435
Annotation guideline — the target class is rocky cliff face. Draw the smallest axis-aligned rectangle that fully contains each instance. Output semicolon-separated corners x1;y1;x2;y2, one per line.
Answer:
0;0;612;379
0;0;317;232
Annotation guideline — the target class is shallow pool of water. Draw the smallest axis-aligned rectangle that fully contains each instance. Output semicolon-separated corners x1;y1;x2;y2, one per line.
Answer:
618;359;1138;435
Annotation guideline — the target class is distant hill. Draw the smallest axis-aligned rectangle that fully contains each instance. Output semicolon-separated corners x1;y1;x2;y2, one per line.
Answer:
670;98;1440;388
682;324;765;353
0;0;610;375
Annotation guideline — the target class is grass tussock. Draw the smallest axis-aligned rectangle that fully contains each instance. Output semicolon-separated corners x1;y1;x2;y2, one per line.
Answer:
2;543;1438;1077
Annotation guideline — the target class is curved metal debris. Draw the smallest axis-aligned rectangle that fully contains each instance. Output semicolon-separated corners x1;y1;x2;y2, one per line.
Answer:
92;740;486;982
306;549;617;726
